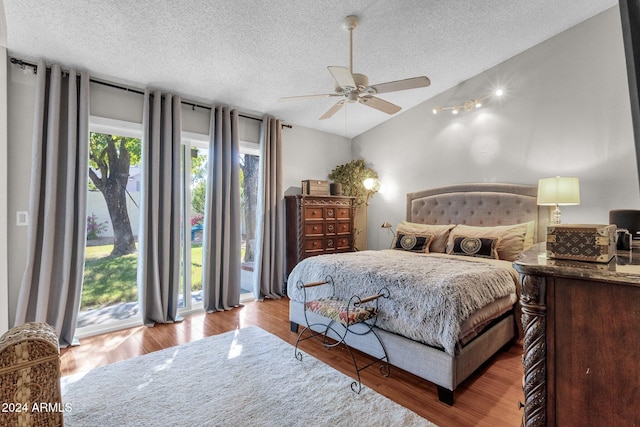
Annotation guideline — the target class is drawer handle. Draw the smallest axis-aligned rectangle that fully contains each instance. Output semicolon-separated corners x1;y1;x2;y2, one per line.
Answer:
313;226;318;231
313;242;318;247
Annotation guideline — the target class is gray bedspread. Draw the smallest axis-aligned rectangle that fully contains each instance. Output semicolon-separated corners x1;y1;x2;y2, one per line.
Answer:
287;250;518;356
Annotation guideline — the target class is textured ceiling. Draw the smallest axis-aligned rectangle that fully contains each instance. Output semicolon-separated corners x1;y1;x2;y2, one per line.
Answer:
2;0;617;138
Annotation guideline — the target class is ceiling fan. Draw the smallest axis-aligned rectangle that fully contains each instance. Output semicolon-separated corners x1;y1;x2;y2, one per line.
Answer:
279;15;431;120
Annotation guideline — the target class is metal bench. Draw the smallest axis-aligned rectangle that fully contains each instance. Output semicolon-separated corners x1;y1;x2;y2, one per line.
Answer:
294;275;390;393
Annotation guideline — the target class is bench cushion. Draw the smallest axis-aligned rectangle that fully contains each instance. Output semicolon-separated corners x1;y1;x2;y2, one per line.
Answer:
306;296;377;326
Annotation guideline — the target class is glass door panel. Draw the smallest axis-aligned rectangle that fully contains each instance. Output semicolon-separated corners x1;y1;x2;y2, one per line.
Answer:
79;132;141;330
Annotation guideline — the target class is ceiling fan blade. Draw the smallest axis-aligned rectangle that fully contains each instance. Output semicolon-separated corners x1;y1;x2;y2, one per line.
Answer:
327;66;357;90
278;93;342;101
320;100;346;120
366;76;431;94
358;95;401;115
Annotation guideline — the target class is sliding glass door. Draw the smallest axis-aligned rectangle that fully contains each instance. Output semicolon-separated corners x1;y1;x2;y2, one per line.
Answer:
79;123;142;334
179;139;208;311
77;117;261;334
239;148;260;295
179;138;260;312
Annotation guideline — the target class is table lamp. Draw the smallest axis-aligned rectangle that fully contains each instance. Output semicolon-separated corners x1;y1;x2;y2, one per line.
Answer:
537;176;580;225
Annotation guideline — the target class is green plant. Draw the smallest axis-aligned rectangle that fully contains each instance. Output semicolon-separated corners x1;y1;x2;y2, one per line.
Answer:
86;213;109;240
328;159;379;207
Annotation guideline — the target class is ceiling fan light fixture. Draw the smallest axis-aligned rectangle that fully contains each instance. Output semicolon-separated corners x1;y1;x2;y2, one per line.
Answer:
278;15;431;121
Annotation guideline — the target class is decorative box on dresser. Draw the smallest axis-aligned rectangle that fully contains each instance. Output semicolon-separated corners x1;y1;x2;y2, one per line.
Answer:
513;243;640;427
285;195;355;278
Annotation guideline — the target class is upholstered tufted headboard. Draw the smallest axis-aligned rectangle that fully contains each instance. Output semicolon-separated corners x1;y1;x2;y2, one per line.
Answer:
406;183;551;244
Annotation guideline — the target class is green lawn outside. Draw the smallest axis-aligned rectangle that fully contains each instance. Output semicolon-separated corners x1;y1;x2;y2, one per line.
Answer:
191;245;203;292
81;243;242;310
82;247;138;310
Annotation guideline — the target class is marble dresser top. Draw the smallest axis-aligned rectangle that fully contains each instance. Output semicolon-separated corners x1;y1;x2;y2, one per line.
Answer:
513;242;640;286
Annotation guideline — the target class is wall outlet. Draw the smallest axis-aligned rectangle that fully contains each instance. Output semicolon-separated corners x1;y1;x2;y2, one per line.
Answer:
16;211;28;226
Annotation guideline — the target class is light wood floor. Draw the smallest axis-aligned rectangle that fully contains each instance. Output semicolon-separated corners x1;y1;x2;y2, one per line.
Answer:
60;297;524;427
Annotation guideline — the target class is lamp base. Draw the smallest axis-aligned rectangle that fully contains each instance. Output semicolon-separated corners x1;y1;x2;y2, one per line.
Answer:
551;205;562;225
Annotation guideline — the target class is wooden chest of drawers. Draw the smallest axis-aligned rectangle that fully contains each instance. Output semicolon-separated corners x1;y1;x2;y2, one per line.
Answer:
285;195;355;276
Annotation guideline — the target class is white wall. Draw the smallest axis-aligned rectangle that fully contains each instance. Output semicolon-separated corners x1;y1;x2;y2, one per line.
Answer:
354;7;640;250
6;65;36;327
0;0;9;333
90;82;264;142
282;125;352;194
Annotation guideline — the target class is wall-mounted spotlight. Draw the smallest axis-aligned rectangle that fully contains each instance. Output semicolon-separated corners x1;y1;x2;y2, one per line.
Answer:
432;89;504;115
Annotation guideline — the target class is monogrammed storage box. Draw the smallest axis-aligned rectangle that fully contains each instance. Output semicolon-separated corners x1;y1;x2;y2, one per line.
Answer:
546;224;616;263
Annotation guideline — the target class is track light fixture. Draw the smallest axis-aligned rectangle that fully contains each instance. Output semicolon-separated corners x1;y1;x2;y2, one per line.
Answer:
432;89;503;115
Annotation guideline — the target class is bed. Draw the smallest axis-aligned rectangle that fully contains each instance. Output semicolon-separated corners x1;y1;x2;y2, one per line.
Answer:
287;183;550;405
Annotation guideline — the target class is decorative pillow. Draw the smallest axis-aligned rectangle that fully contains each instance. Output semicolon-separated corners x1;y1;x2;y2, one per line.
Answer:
446;222;529;261
395;221;456;253
392;232;433;253
523;220;536;250
449;236;499;259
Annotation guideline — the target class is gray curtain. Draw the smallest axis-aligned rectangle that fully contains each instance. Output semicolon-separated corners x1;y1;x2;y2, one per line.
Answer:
15;62;90;347
137;91;182;325
253;116;285;299
202;107;241;311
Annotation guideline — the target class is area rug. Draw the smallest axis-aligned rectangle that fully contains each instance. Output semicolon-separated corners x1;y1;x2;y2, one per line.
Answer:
61;326;436;426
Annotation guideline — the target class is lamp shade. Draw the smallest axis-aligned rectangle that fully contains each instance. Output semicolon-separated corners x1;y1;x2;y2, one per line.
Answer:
537;177;580;206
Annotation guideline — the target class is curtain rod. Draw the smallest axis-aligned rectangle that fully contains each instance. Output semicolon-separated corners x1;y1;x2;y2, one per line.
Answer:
9;57;292;129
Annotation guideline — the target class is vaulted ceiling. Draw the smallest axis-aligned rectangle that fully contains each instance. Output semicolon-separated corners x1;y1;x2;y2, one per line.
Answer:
2;0;617;138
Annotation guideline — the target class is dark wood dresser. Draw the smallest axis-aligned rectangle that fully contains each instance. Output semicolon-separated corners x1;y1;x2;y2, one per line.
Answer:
513;243;640;427
285;195;355;276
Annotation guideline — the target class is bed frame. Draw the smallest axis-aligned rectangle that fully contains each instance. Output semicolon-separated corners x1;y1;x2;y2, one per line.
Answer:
289;183;550;405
